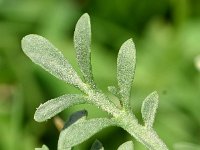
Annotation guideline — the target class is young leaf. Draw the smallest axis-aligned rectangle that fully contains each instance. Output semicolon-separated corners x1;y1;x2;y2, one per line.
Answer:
117;141;134;150
90;140;104;150
34;94;88;122
58;118;115;150
74;13;94;86
141;91;159;128
21;34;85;90
35;145;49;150
117;39;136;108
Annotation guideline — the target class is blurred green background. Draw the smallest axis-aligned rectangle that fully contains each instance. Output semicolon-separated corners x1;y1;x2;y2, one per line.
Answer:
0;0;200;149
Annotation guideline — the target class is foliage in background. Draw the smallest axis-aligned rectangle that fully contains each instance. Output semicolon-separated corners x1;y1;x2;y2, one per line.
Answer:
0;0;200;149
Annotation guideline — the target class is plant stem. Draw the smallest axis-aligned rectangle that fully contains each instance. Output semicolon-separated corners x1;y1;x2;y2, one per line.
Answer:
88;89;120;116
85;86;168;150
116;111;168;150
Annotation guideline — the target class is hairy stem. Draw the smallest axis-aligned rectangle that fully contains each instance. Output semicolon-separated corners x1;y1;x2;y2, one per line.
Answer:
84;86;168;150
116;111;168;150
88;90;120;116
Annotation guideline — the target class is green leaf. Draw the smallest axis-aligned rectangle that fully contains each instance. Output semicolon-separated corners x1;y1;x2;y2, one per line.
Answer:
117;141;134;150
74;13;94;86
90;140;104;150
58;118;115;150
117;39;136;108
35;145;49;150
21;34;85;90
34;94;88;122
141;91;159;128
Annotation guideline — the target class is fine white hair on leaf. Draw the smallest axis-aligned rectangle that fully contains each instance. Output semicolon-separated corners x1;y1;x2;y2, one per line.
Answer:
21;34;85;90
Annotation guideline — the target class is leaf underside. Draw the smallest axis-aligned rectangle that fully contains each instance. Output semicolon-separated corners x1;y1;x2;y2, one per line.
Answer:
58;118;115;150
34;94;87;122
141;91;159;128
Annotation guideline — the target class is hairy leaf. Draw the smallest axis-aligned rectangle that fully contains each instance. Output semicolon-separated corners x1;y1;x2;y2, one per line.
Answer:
74;13;94;86
35;145;49;150
117;141;134;150
90;140;104;150
58;118;115;150
34;94;87;122
117;39;136;107
141;91;159;128
21;34;85;89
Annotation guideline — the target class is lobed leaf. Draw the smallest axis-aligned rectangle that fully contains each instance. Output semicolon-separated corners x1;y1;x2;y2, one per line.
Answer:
58;118;115;150
141;91;159;128
117;39;136;107
74;13;94;86
21;34;85;90
90;140;104;150
35;145;49;150
34;94;88;122
117;141;134;150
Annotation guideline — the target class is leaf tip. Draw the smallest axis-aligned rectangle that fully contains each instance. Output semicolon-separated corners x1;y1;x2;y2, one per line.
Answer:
151;91;159;100
81;13;90;19
125;38;135;48
21;34;43;54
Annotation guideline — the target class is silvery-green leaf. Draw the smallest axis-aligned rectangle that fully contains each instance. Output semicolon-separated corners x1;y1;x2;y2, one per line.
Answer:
141;91;159;128
90;140;104;150
117;141;134;150
34;94;87;122
58;118;115;150
117;39;136;108
21;34;85;90
35;145;49;150
74;13;94;86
